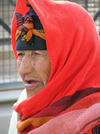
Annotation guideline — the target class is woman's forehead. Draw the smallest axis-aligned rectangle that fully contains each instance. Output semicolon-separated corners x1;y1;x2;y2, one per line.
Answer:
17;50;48;54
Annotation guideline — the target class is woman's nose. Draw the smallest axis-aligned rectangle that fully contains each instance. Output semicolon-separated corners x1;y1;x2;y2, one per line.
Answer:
18;58;33;75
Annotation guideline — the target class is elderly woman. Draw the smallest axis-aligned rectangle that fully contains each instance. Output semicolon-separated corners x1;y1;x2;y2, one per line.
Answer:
9;0;100;133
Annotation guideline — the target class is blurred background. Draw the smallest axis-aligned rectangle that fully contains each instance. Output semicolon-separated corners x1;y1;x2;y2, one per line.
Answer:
0;0;100;133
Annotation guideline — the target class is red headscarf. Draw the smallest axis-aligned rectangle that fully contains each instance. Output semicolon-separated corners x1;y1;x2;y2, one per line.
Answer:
12;0;100;133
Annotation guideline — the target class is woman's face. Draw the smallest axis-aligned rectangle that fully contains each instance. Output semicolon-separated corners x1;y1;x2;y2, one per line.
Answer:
17;50;51;98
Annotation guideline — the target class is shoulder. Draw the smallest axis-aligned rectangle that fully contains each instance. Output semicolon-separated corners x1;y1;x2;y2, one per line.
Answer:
8;89;26;134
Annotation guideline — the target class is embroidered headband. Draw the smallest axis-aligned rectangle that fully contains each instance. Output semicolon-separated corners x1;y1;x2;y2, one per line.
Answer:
15;0;46;50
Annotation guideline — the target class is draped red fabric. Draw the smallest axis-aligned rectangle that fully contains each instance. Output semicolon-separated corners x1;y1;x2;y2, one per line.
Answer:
12;0;100;133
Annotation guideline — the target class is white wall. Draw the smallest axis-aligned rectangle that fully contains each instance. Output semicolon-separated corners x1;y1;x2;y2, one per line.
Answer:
0;82;24;134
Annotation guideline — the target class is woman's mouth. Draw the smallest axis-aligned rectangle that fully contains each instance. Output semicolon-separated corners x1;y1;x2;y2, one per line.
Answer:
24;80;42;89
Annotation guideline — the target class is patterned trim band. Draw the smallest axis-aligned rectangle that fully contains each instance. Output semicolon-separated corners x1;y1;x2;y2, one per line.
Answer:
25;0;30;6
15;13;46;44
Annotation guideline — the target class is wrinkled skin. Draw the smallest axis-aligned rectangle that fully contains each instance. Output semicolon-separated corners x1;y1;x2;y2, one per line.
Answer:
17;50;51;98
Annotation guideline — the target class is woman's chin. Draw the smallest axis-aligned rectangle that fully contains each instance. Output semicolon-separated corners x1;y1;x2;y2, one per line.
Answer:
26;84;45;98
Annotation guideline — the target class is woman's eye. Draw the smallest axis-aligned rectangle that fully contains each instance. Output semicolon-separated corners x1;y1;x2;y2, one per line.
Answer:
32;52;40;58
35;52;40;55
17;53;24;59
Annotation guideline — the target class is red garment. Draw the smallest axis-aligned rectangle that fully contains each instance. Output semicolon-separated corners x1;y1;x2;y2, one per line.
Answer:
12;0;100;133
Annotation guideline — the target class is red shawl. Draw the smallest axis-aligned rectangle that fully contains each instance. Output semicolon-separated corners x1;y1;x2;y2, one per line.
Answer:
12;0;100;133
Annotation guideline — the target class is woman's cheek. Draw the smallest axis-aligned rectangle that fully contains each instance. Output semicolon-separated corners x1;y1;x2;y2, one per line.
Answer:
17;59;21;69
35;58;51;84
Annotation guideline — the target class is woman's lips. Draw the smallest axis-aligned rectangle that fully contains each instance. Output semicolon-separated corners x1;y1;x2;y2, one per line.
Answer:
24;80;41;89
